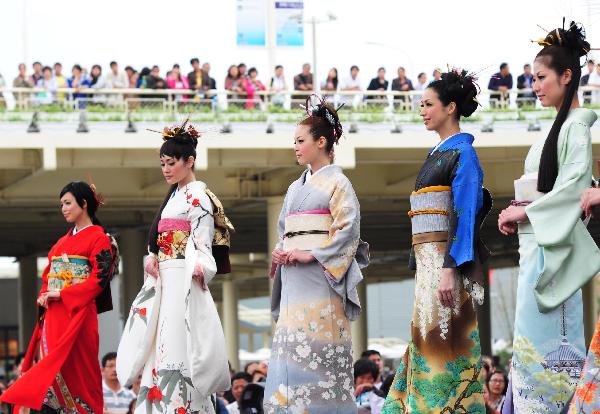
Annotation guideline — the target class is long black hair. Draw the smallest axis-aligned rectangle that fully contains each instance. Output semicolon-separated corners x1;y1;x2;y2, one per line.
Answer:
60;181;104;230
535;21;590;192
147;122;199;254
427;69;479;119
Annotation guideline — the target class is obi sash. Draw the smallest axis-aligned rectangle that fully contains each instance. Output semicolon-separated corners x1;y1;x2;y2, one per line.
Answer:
47;255;91;292
408;186;451;245
283;210;332;251
157;218;191;262
513;173;544;206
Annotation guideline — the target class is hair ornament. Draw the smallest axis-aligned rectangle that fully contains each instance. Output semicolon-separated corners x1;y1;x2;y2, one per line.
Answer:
87;174;105;206
147;116;202;142
300;94;344;143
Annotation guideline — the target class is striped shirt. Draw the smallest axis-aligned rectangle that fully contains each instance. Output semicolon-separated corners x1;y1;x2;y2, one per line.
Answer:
102;381;136;414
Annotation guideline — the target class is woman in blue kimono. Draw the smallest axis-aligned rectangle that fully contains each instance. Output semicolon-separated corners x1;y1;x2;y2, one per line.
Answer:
383;70;490;413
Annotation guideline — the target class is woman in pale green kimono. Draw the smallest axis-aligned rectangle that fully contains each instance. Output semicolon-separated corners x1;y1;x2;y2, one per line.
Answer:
498;22;600;413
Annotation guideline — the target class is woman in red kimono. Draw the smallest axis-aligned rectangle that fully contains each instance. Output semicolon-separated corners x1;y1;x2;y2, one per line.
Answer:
0;181;118;414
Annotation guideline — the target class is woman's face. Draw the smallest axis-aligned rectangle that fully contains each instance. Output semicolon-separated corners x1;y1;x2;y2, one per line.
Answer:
419;88;456;132
229;66;239;78
91;67;101;77
294;124;326;166
328;69;336;78
172;67;180;77
488;373;505;396
60;192;86;223
250;71;257;79
533;58;571;108
160;155;194;185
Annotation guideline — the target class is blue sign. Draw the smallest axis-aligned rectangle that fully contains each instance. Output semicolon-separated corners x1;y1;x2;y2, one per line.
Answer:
276;1;304;46
236;0;267;46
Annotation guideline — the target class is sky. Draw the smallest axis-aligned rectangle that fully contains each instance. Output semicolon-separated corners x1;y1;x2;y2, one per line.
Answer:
1;0;600;90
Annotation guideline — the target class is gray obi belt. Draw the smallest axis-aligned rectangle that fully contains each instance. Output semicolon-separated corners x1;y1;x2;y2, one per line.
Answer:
283;209;333;251
408;186;452;245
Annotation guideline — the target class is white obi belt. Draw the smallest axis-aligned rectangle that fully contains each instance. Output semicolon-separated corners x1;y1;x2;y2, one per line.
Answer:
283;209;333;251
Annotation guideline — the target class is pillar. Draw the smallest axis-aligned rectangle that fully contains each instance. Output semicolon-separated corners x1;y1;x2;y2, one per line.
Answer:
583;277;598;347
477;265;492;357
248;332;255;352
18;256;37;352
119;229;145;313
223;276;240;370
262;332;271;349
351;281;368;361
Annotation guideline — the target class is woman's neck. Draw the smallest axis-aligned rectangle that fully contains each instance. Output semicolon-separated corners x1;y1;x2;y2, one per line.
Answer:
436;122;460;142
178;172;196;189
75;216;93;232
309;157;331;174
557;94;580;112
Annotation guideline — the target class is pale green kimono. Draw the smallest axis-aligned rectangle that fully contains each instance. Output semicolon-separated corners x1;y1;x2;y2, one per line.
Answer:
503;108;600;413
526;108;600;312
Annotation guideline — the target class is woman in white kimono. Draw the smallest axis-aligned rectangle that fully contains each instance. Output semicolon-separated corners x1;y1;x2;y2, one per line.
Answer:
498;22;600;413
264;95;369;413
117;121;233;414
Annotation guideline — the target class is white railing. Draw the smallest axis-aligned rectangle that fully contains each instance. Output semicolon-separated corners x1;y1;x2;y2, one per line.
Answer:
1;86;599;113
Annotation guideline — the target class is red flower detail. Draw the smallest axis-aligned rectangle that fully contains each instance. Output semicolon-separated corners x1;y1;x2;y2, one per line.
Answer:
152;368;157;378
177;407;187;414
192;199;200;207
138;308;147;316
147;386;162;403
186;193;192;200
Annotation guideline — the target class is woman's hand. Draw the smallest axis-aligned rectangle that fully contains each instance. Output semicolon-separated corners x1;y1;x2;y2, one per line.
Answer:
438;268;457;308
581;188;600;218
498;206;527;235
286;249;315;265
192;262;207;290
272;248;290;265
37;291;61;309
144;255;159;278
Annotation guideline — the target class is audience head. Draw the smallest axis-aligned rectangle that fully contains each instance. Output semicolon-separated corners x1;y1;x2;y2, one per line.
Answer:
33;61;42;73
361;350;383;380
18;63;26;75
42;66;52;80
587;59;596;73
248;67;258;79
417;72;427;84
54;62;63;75
275;65;284;76
486;369;508;397
91;64;102;78
397;66;406;77
350;65;359;78
231;372;252;403
244;361;259;375
151;65;160;77
433;68;442;80
101;352;118;382
238;63;247;76
377;67;386;78
190;57;200;69
523;63;531;75
353;357;379;386
202;62;211;73
227;65;239;79
302;63;311;74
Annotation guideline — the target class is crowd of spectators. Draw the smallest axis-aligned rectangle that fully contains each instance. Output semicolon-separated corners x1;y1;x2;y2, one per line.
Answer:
2;57;600;111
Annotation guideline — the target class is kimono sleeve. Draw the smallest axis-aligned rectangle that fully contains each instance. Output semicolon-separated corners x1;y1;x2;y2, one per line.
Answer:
526;121;592;246
311;176;361;281
444;145;483;269
61;234;113;314
187;189;218;284
39;260;51;297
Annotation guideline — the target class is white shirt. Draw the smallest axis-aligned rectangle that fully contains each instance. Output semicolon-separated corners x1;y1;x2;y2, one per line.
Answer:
105;70;129;89
271;75;286;91
226;401;240;414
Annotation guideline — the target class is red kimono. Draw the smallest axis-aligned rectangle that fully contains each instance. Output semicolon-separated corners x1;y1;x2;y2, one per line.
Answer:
1;225;116;414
